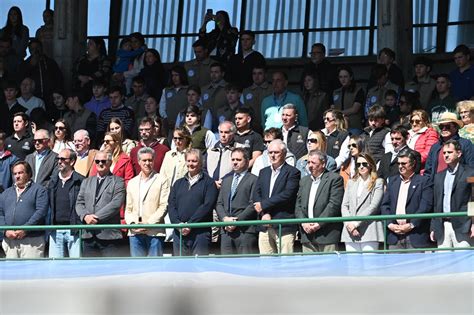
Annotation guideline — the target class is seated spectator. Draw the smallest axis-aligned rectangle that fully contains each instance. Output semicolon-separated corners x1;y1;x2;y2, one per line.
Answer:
97;86;135;141
215;83;245;128
332;65;365;133
368;47;404;89
242;66;272;133
233;107;264;168
427;74;457;124
84;78;111;117
296;130;336;177
152;116;170;147
449;44;474;101
29;108;53;134
199;10;238;63
177;105;216;154
383;89;401;127
216;148;259;254
125;76;149;122
64;90;97;144
50;90;69;121
341;152;384;252
398;91;421;128
0;81;26;135
365;64;400;119
25;129;58;187
72;38;111;101
184;39;212;88
302;71;329;131
301;43;338;96
159;65;189;134
51;119;75;153
107;117;137;155
0;130;18;190
5;112;34;160
281;103;309;160
424;112;474;177
0;7;29;61
321;109;350;169
201;62;228;131
378;125;421;180
457;101;474;143
125;147;170;257
138;49;167;100
226;30;266;88
252;128;296;176
430;139;474;248
406;109;439;171
254;139;300;254
72;129;98;177
0;36;20;77
340;134;367;187
167;149;218;256
261;71;308;129
35;9;54;58
17;77;46;115
405;56;436;110
363;105;392;163
75;151;125;257
381;149;433;250
112;37;145;75
174;85;213;130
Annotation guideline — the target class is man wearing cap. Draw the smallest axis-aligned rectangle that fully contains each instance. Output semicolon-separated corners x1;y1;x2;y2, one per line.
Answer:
405;56;436;110
424;112;474;177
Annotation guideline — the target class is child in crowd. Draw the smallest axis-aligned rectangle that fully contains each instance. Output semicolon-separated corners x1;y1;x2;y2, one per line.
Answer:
84;79;111;116
113;37;145;74
383;89;400;127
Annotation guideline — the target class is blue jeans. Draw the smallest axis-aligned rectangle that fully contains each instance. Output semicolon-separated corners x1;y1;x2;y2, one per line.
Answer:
129;234;164;257
49;229;81;258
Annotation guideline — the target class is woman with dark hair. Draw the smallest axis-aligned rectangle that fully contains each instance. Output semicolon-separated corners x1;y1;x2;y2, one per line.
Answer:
340;134;367;187
139;48;167;99
51;118;74;153
322;109;350;169
152;116;170;147
106;117;137;154
176;105;216;153
332;65;365;133
159;64;189;132
174;85;213;130
302;72;329;131
0;6;29;60
398;91;421;128
72;37;111;100
199;10;238;62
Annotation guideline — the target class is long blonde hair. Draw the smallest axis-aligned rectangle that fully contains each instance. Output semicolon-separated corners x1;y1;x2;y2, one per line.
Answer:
104;131;123;164
307;130;327;152
353;152;378;191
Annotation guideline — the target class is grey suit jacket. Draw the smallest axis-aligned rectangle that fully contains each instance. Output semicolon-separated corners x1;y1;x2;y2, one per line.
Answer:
295;171;344;244
216;172;258;233
340;177;384;243
25;150;58;187
75;174;125;240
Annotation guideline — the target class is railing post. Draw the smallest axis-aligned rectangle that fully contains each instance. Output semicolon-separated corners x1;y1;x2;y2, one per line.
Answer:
278;224;282;255
179;227;183;257
383;220;387;253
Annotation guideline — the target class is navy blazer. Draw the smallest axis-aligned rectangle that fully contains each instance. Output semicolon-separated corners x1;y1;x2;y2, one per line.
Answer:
431;164;474;242
381;174;433;247
253;162;300;233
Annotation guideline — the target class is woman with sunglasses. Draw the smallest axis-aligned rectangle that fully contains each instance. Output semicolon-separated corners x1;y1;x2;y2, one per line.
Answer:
51;119;74;153
296;130;336;177
341;152;384;252
406;109;438;173
340;134;367;187
456;101;474;143
106;117;137;155
321;109;350;169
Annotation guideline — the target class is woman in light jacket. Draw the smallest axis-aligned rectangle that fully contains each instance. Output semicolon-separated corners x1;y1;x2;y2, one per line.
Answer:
341;152;384;252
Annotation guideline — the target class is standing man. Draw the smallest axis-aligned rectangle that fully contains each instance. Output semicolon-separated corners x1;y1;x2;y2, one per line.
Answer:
427;74;457;123
201;62;228;130
48;148;84;258
206;121;236;186
302;43;338;95
0;81;27;135
75;151;126;257
253;139;300;254
295;150;344;252
184;39;212;88
449;44;474;101
0;161;49;258
64;90;97;141
125;147;170;257
130;117;170;175
381;149;433;250
430;140;474;248
167;149;218;256
72;130;98;177
281;104;309;160
5;112;34;160
242;66;272;132
234;107;265;168
216;148;258;254
25;129;58;187
16;77;46;115
125;76;149;121
261;71;307;129
97;86;135;140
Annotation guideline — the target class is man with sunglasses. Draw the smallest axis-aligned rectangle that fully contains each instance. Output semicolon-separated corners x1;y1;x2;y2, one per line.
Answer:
25;129;58;187
75;151;126;257
47;148;84;258
424;112;474;178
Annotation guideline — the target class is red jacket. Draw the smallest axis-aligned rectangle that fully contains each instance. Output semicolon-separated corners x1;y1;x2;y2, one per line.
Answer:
130;141;170;176
89;152;134;186
410;127;439;171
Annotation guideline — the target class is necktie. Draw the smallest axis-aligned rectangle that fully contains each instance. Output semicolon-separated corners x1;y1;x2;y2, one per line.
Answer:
229;173;240;215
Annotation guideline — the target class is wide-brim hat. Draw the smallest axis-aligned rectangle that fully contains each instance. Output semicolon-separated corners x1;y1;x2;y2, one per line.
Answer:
436;112;464;128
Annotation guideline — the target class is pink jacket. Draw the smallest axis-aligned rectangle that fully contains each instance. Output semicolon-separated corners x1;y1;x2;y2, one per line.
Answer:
409;127;439;170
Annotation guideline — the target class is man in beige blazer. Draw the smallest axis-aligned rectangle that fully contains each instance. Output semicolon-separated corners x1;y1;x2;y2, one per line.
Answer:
124;147;170;256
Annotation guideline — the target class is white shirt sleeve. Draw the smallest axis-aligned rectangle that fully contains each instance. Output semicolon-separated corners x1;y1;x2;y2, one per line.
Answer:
204;130;218;149
335;135;350;169
383;132;393;153
159;89;167;118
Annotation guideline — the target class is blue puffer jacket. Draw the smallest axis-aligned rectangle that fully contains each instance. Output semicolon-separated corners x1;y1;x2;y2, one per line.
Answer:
0;151;18;191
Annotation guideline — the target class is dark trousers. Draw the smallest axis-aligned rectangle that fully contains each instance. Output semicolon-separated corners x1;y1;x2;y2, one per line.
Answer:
220;230;258;255
82;236;121;257
172;229;210;256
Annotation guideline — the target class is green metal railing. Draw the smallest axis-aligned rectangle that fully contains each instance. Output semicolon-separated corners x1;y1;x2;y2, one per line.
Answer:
0;212;472;259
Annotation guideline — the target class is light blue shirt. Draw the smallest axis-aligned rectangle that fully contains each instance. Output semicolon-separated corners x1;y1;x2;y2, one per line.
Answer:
34;149;49;182
260;90;308;130
442;163;458;213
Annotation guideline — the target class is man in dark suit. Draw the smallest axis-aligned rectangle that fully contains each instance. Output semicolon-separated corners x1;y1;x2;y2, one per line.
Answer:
378;125;421;181
430;140;474;248
295;150;344;252
381;149;433;250
281;104;308;160
216;148;258;255
25;129;58;187
253;139;300;254
75;151;126;257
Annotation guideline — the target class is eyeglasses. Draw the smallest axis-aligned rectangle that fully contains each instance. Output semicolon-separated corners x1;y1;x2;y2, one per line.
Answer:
410;119;421;124
33;139;48;144
94;159;108;165
264;140;272;144
323;117;335;122
439;124;453;130
55;126;66;131
307;139;318;144
348;143;357;149
173;137;183;141
356;162;369;168
103;140;115;144
56;157;70;162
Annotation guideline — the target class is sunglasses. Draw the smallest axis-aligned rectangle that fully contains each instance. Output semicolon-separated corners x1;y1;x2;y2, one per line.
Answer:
33;139;48;144
103;140;115;144
439;124;453;130
94;159;108;165
410;119;421;124
324;117;335;122
356;162;369;168
56;157;70;162
307;139;318;143
173;137;183;141
55;126;66;131
264;140;272;144
348;143;357;149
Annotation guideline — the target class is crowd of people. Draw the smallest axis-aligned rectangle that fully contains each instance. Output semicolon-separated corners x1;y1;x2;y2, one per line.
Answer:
0;7;473;258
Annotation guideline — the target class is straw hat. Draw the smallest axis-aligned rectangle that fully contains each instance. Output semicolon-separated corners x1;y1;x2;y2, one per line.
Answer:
436;112;464;128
